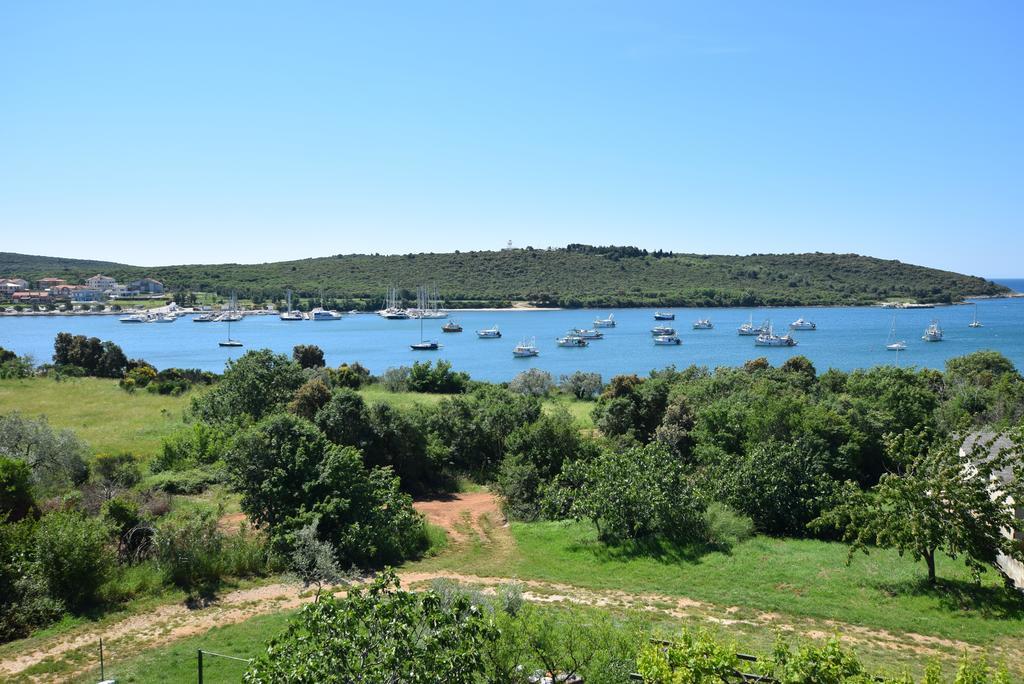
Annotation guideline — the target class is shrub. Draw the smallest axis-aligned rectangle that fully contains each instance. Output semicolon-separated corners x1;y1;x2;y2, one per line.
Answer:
0;412;89;493
92;452;142;500
154;422;234;473
330;362;371;389
34;511;113;612
407;360;468;394
154;510;224;594
0;455;36;522
287;378;332;420
292;344;325;369
380;366;410;392
147;466;227;495
559;371;603;400
0;519;63;641
190;349;305;423
508;368;554;397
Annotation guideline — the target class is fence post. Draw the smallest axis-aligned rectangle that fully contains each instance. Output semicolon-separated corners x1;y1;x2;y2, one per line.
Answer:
197;649;203;684
99;638;104;680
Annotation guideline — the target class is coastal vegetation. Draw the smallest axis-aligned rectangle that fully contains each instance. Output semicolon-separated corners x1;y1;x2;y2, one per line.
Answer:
0;337;1022;679
0;246;1008;309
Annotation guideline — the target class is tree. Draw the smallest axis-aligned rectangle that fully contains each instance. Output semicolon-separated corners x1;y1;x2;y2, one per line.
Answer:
314;388;374;449
244;571;496;683
812;431;1024;584
227;413;426;566
288;378;333;420
0;412;88;493
34;511;112;612
292;344;325;369
191;349;305;423
0;456;36;522
508;369;554;397
91;452;142;501
289;520;344;601
559;371;603;400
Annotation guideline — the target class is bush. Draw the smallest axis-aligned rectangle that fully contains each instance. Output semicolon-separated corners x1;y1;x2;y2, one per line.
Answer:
329;362;371;389
559;371;603;400
292;344;325;369
147;466;227;495
380;366;410;392
508;368;554;397
154;510;225;593
34;511;113;612
0;519;63;641
0;455;36;522
154;422;234;473
0;412;89;493
92;452;142;500
406;360;468;394
287;378;333;420
190;349;305;423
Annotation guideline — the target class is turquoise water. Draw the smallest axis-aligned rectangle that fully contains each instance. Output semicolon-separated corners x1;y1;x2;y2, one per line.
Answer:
2;297;1023;381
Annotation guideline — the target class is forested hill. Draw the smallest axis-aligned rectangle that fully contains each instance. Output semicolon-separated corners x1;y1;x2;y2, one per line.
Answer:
0;247;1008;308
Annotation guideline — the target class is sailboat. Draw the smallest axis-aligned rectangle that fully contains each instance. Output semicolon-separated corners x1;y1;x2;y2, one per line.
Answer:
279;290;304;321
219;317;243;347
968;303;983;328
379;286;409;319
410;314;439;350
885;315;907;351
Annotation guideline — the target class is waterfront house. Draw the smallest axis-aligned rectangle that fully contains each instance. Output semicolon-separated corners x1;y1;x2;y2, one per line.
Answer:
12;290;52;304
128;277;165;294
86;274;118;290
71;287;104;302
36;277;66;290
0;278;29;295
963;433;1024;590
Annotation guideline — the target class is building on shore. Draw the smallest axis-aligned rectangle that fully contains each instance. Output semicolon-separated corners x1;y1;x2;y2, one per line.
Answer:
86;274;118;290
128;277;165;294
36;277;67;290
12;290;53;304
0;278;29;295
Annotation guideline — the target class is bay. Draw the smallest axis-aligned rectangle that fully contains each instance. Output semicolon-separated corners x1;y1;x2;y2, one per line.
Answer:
2;297;1024;382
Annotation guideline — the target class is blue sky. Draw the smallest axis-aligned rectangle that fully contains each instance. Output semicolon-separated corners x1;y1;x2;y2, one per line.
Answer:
1;2;1021;276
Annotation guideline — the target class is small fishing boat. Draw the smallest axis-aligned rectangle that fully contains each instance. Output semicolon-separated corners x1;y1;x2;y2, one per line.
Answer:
737;315;767;336
789;317;817;331
654;311;675;321
651;325;676;336
692;319;713;330
513;338;540;357
755;323;798;347
654;335;682;345
556;335;588;348
922;320;943;342
968;303;983;328
571;328;603;340
442;320;463;333
593;313;616;328
477;325;502;339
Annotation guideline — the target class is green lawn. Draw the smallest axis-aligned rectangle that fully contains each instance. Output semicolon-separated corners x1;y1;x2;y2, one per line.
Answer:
0;377;193;459
411;520;1024;675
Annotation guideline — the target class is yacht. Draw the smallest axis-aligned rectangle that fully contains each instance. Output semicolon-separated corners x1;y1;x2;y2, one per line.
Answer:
310;308;342;321
885;315;907;351
410;315;439;350
379;286;409;319
654;335;682;345
192;312;217;322
651;325;676;336
789;317;817;331
737;315;768;336
442;320;463;333
755;323;798;347
119;312;151;324
153;312;178;323
408;285;448;319
922;320;943;342
219;317;243;347
571;328;603;340
654;311;675;321
280;290;304;321
968;303;983;328
513;338;540;357
692;319;713;330
477;325;502;339
593;313;616;328
556;335;588;348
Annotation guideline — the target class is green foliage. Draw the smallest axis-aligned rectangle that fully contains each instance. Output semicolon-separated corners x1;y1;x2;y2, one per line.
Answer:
287;377;332;420
768;635;872;683
559;370;603;400
508;368;555;397
813;430;1024;584
147;465;227;494
0;412;88;493
153;422;234;473
34;511;112;612
244;570;496;683
559;443;708;544
593;374;670;442
190;349;305;423
4;248;1007;308
405;359;468;394
0;519;63;641
288;520;344;599
226;413;427;567
292;344;325;369
0;455;36;522
636;629;740;683
91;451;142;499
0;350;34;379
52;332;129;378
328;361;371;389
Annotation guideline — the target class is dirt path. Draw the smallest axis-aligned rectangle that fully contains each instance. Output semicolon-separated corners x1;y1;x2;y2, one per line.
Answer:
1;493;1017;681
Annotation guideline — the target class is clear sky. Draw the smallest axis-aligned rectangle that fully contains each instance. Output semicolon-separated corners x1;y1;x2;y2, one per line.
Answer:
1;2;1021;276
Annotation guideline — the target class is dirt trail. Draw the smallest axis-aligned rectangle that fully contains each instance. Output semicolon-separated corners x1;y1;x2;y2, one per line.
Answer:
1;493;1016;681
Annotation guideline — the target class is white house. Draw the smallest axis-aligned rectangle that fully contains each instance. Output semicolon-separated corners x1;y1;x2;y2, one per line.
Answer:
0;279;28;295
86;274;118;290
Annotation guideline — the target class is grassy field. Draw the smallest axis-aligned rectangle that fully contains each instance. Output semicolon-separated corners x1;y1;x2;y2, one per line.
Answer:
0;377;193;459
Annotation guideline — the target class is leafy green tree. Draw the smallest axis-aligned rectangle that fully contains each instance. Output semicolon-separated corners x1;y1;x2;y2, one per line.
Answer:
330;362;371;389
34;511;112;612
289;520;344;600
227;413;426;566
0;412;88;493
314;388;374;449
244;571;496;683
508;369;554;397
592;375;670;442
559;371;603;400
813;431;1024;584
91;452;142;501
0;456;36;522
288;377;333;420
292;344;325;369
406;360;468;394
191;349;305;423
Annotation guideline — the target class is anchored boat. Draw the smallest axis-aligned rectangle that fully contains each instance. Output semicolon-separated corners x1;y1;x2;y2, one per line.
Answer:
593;313;616;328
755;323;798;347
654;311;675;321
692;319;713;330
556;335;588;348
922;320;943;342
654;335;682;345
513;338;540;357
477;325;502;339
651;325;676;336
789;317;817;331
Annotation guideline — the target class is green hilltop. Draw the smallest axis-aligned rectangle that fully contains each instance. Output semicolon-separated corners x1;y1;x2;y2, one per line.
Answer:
0;246;1008;308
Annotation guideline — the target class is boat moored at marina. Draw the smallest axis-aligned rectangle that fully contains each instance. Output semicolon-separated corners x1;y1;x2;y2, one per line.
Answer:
556;335;588;348
280;291;304;321
310;307;343;321
119;313;151;323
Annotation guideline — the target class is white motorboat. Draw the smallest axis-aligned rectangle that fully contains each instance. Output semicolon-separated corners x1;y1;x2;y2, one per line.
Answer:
477;325;502;339
789;317;817;331
571;328;603;340
654;335;682;345
654;311;675;320
651;325;676;336
310;307;342;321
556;335;588;348
922;320;943;342
755;323;798;347
692;319;713;330
593;313;616;328
738;315;768;336
192;312;217;322
153;312;178;323
119;313;151;323
513;338;540;357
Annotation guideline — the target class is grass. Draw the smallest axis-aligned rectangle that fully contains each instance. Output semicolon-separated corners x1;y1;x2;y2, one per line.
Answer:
0;377;193;459
410;519;1024;675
